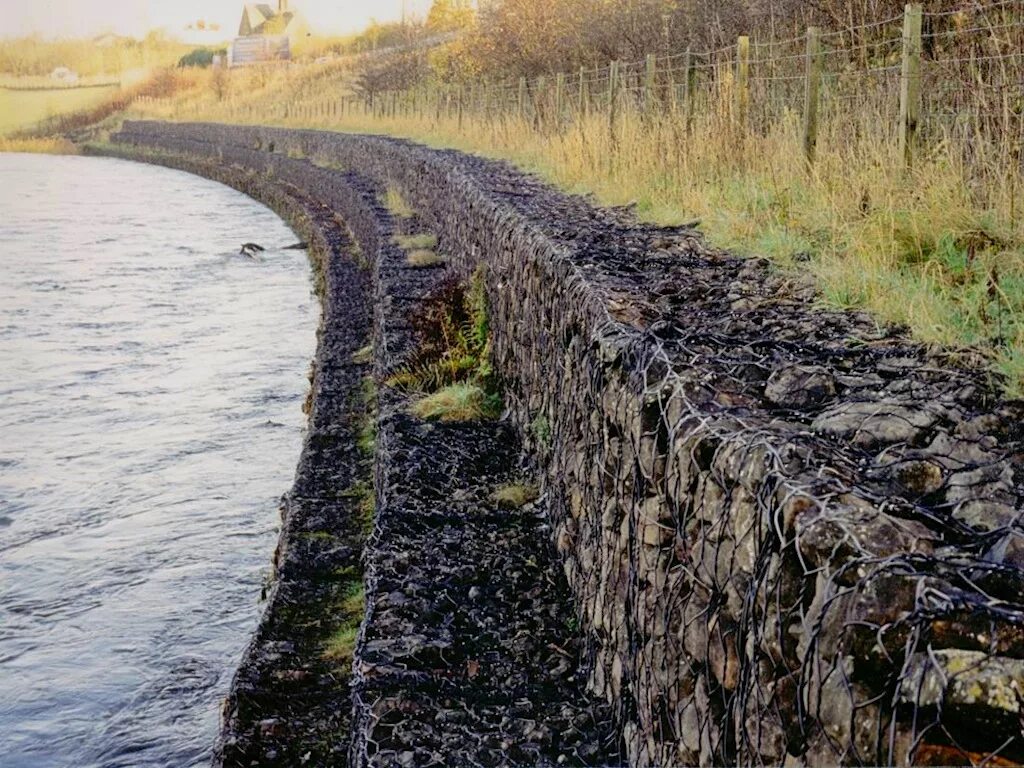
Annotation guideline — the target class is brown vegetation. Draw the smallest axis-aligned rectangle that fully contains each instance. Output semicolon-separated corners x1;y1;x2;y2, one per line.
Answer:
0;32;188;78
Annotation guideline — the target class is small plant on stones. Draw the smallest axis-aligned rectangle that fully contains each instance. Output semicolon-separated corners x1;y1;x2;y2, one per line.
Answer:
382;184;414;219
393;233;438;250
406;249;447;268
531;414;552;448
392;267;503;422
394;233;446;269
489;482;540;510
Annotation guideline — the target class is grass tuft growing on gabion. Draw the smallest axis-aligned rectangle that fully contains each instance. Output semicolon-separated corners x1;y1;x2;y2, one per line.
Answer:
489;482;540;510
411;383;502;423
406;249;446;268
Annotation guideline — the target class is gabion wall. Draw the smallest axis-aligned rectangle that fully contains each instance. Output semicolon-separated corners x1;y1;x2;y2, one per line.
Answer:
113;122;1024;767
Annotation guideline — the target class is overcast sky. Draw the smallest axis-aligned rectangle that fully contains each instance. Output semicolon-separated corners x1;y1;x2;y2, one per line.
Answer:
0;0;435;39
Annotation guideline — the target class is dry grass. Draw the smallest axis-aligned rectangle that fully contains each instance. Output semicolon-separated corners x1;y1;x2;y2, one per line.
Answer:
0;84;119;135
125;56;1024;394
490;482;540;510
0;136;78;154
383;184;414;218
407;249;446;268
410;383;502;422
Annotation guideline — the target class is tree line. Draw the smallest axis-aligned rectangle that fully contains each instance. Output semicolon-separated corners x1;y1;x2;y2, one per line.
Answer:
355;0;995;95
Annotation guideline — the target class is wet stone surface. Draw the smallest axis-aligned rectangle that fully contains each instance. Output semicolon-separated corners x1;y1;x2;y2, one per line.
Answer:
353;410;620;767
84;147;375;766
350;181;621;766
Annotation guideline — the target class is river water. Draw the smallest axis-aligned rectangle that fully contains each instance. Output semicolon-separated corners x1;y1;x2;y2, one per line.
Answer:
0;154;318;767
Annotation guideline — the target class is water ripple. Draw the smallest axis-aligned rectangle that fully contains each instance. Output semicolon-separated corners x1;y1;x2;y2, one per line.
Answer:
0;153;317;767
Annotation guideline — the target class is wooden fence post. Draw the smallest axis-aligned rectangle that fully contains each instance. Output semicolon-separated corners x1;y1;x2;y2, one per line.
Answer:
555;72;565;127
683;49;696;133
735;35;750;131
644;53;657;113
578;67;588;116
458;84;465;129
802;26;823;163
898;3;923;168
536;75;546;127
609;60;620;141
518;76;527;119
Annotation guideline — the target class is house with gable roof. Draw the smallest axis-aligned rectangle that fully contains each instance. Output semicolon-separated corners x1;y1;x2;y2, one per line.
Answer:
228;1;310;67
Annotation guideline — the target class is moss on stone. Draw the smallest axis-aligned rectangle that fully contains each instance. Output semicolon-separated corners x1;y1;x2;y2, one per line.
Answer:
322;624;359;664
299;531;335;542
394;233;438;250
352;344;373;365
407;249;446;268
357;375;377;457
490;482;540;509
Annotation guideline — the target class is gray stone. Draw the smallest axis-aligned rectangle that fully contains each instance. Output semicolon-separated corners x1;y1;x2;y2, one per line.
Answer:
764;364;836;409
795;502;936;577
946;462;1016;506
984;531;1024;568
899;649;1024;716
812;400;937;448
952;500;1017;532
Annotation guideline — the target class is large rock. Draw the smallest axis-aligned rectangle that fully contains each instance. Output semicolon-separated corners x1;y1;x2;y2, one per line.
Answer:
899;649;1024;717
812;399;939;448
764;364;836;409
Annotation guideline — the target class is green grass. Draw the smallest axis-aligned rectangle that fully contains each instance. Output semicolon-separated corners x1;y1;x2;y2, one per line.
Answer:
322;625;359;664
411;383;502;422
407;249;446;267
0;84;119;135
356;376;377;458
394;233;438;250
339;582;365;616
321;583;364;665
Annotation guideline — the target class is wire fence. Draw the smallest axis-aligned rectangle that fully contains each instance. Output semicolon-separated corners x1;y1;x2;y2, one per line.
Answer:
260;1;1022;200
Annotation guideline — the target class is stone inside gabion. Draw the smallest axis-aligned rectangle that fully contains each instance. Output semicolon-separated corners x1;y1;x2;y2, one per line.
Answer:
109;122;1024;767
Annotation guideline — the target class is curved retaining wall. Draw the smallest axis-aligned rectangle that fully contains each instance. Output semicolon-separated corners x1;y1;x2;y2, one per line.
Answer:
84;142;381;763
112;122;1024;767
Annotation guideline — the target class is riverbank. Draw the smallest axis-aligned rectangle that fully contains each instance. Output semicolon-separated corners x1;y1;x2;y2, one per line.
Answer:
90;130;622;765
84;144;375;764
99;123;1024;767
0;152;317;765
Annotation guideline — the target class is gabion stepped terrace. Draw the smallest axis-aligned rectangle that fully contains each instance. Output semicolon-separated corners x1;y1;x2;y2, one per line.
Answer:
99;121;1024;768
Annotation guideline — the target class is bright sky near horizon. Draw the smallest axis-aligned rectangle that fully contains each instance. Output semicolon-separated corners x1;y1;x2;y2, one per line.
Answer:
0;0;434;40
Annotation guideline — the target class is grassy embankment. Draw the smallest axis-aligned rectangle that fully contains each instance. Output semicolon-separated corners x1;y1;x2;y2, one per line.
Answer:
18;16;1023;393
129;57;1024;394
0;33;202;141
0;83;120;136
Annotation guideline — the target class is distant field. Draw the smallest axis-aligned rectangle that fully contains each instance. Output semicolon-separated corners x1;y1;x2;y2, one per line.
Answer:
0;84;120;135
